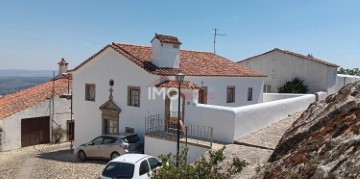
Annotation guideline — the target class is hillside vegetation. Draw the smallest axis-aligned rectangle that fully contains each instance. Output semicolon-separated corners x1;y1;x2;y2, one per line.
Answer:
0;77;51;95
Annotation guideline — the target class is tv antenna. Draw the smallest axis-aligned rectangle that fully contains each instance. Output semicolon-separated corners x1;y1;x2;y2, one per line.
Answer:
213;28;226;54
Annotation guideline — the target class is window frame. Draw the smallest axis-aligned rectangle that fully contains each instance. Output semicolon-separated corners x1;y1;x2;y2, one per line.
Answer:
226;86;235;103
198;86;208;104
128;86;141;107
247;87;253;101
85;83;96;101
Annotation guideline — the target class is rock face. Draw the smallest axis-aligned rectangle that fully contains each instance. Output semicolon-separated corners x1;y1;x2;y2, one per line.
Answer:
259;82;360;179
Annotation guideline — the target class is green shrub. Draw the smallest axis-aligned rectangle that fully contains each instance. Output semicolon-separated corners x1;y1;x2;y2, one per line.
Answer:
154;146;248;179
278;77;309;94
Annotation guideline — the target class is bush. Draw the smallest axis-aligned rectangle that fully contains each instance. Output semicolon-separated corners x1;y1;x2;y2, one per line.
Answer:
154;146;248;179
278;77;309;94
52;126;65;143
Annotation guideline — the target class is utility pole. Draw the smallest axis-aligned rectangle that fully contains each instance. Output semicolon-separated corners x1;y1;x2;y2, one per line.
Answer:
213;28;226;54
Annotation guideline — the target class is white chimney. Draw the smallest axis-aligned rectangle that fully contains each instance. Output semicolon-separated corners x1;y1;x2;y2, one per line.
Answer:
151;34;182;68
58;58;68;75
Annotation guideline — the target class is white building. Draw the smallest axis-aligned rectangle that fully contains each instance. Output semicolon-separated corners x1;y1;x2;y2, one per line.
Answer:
238;48;339;94
0;59;72;151
71;34;266;148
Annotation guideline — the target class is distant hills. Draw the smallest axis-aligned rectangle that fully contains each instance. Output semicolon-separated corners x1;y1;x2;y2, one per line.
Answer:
0;69;54;95
0;69;54;77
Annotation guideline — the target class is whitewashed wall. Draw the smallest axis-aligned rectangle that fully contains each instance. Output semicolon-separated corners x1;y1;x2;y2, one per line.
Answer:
1;97;70;151
72;47;265;149
186;76;264;107
239;50;338;94
186;94;315;143
233;94;315;140
144;136;208;163
335;74;360;92
263;93;305;102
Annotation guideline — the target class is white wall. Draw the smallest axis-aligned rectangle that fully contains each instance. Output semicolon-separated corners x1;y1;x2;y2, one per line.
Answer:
185;94;315;143
186;76;264;107
263;93;305;102
151;38;180;68
233;94;315;140
335;74;360;92
72;47;265;149
1;97;70;151
239;50;338;94
73;48;166;148
144;136;209;163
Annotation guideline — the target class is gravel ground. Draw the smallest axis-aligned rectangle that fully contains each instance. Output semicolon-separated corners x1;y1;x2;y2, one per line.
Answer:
0;142;107;179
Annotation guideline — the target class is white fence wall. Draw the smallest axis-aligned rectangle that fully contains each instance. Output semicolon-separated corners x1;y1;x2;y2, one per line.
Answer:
145;136;209;163
186;94;316;144
263;93;305;102
336;74;360;92
233;94;315;140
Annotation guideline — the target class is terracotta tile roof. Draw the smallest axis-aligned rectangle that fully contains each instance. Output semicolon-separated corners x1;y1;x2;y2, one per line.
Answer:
152;34;182;45
72;43;266;77
240;48;339;67
155;80;201;89
0;79;71;120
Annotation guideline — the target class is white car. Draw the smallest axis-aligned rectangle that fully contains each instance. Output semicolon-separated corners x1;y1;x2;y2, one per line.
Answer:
100;154;162;179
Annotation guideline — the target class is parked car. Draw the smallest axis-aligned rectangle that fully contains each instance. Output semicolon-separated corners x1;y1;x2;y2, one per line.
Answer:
100;154;162;179
76;133;144;161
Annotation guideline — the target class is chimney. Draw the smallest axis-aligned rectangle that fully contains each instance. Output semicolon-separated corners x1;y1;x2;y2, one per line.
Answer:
58;58;69;75
151;33;182;68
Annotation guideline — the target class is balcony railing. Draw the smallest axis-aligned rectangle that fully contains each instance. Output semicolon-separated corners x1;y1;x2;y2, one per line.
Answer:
145;114;213;148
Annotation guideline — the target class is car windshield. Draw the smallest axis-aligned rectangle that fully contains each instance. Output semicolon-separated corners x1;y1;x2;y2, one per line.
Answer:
102;162;134;178
123;135;140;143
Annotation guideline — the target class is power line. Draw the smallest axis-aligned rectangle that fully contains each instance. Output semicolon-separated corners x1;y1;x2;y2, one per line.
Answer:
213;28;226;54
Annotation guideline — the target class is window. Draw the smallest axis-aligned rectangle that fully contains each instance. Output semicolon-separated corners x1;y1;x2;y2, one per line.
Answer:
198;87;208;104
139;160;150;176
125;127;134;134
104;119;118;134
263;84;272;93
85;84;95;101
92;137;104;145
148;158;161;170
102;162;135;178
103;137;117;144
226;86;235;103
248;88;253;101
128;87;140;107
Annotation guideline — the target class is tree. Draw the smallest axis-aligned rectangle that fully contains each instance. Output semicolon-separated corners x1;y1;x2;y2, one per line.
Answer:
337;67;360;76
154;146;248;179
278;77;309;94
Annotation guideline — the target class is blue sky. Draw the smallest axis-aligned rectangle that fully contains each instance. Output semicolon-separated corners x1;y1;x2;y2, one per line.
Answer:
0;0;359;70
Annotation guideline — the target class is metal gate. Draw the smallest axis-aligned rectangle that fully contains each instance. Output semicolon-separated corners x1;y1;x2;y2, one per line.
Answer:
21;116;50;147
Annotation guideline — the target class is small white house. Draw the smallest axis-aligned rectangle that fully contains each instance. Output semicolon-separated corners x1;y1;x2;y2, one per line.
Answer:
0;59;72;151
238;48;339;94
71;34;266;148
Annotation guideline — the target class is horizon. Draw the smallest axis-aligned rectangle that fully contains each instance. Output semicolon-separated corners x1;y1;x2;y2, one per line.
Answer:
0;0;359;70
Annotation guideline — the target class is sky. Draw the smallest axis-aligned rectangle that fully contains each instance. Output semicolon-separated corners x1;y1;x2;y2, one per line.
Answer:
0;0;359;70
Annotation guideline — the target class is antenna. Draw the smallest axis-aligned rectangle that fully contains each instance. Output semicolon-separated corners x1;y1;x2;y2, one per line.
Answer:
213;28;226;54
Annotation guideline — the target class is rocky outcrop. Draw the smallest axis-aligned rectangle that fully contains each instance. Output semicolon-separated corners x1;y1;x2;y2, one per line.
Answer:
258;82;360;179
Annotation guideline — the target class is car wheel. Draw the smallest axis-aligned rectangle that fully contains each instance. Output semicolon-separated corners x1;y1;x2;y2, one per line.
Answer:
78;150;87;161
110;152;120;159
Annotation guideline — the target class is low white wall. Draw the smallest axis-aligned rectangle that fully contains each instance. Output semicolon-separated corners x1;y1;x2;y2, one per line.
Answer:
186;104;235;143
233;94;315;140
144;136;209;163
263;93;305;102
335;74;360;92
